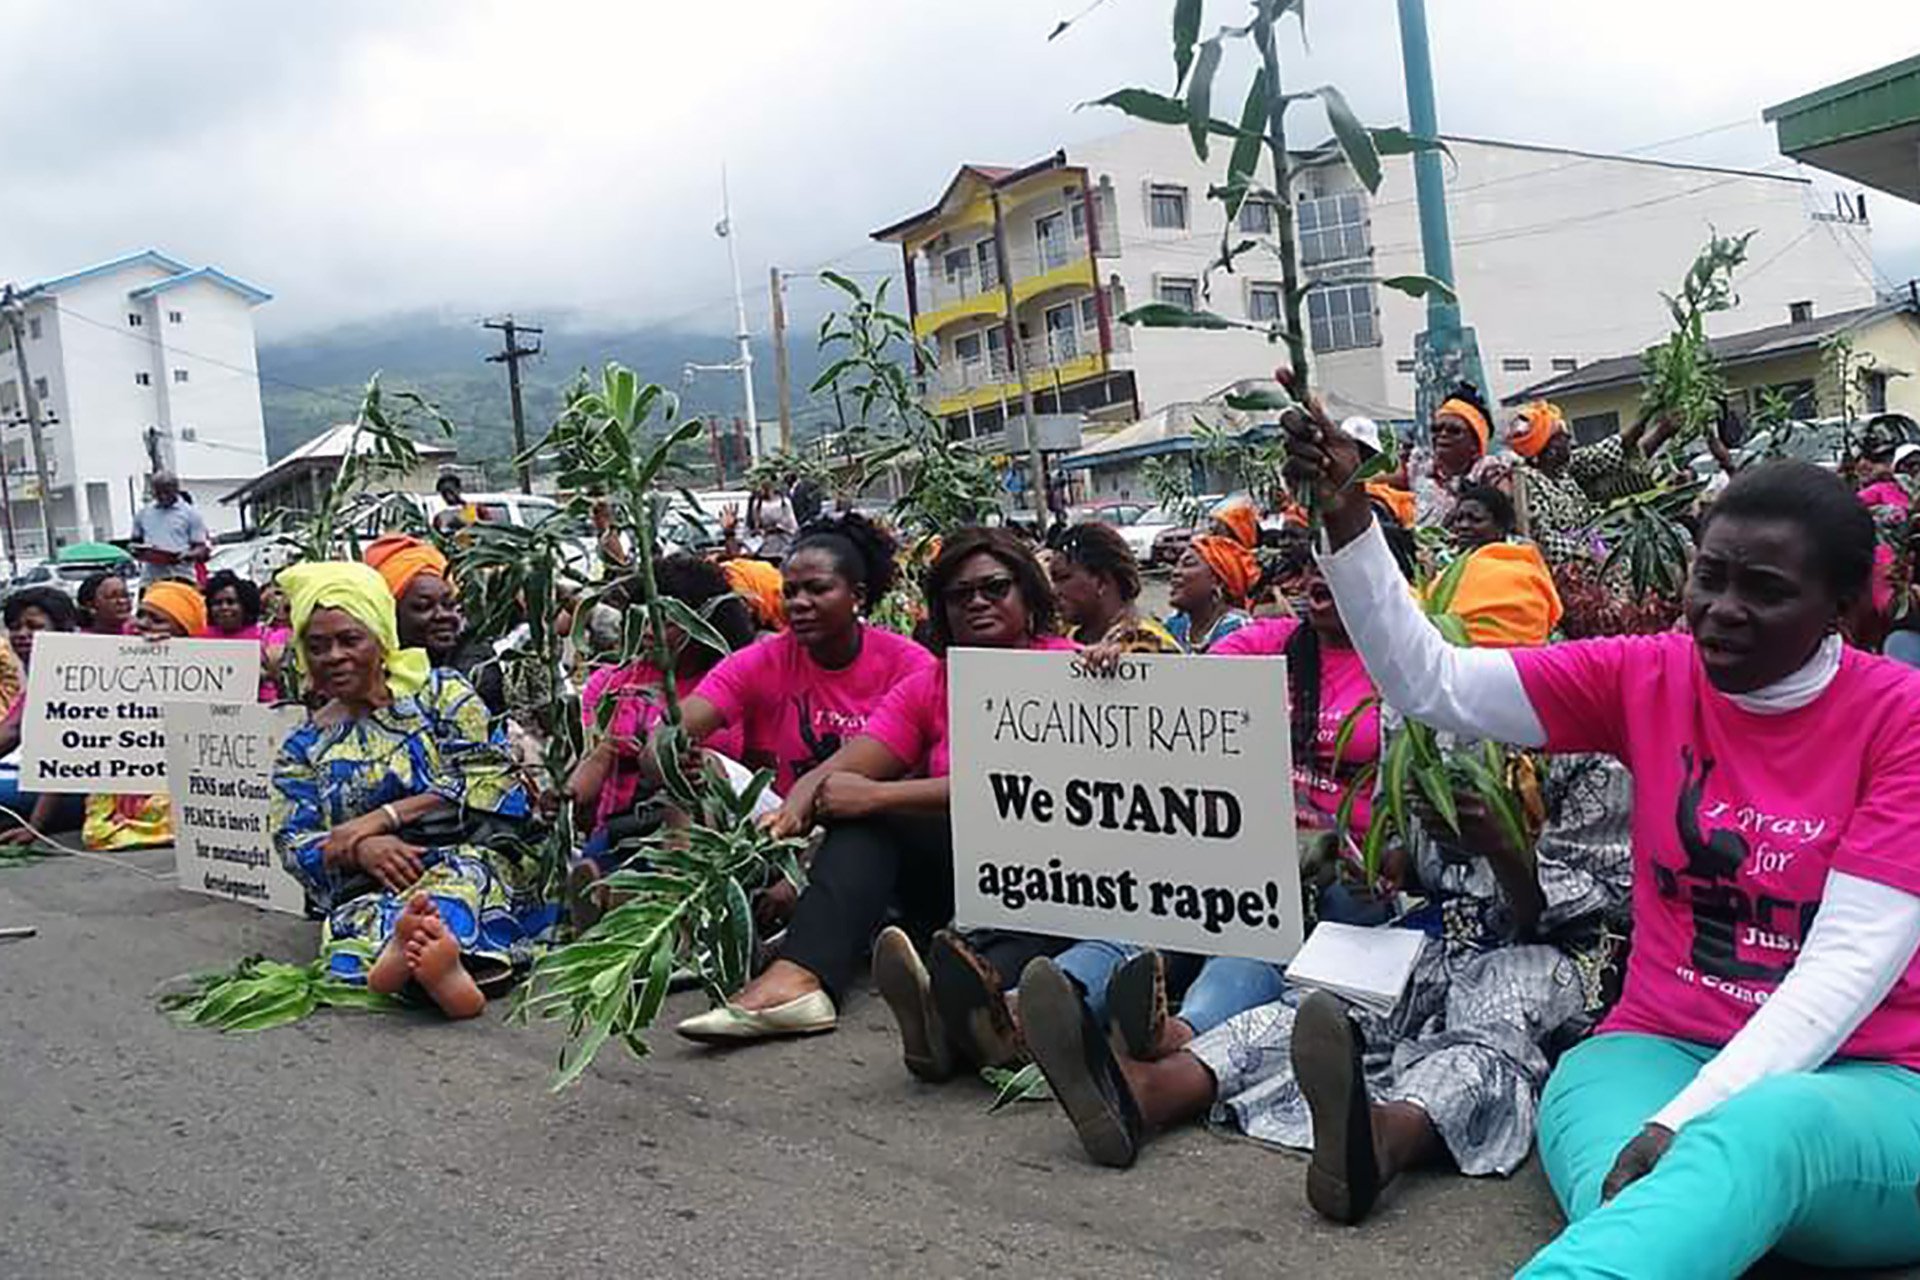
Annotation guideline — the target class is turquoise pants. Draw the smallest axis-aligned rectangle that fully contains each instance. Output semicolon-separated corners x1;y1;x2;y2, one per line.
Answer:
1520;1032;1920;1278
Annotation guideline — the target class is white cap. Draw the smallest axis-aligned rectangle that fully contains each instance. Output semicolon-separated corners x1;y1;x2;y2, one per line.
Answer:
1894;443;1920;469
1341;416;1384;456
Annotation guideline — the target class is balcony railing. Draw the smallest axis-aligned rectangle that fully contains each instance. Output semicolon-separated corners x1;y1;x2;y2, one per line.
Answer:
923;332;1110;402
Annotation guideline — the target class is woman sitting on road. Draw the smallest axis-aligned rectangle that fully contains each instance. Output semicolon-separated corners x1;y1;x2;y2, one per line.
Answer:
77;571;135;636
363;534;505;717
673;513;932;797
1019;751;1633;1220
203;569;289;702
1286;401;1920;1277
1164;533;1257;653
1049;521;1178;653
566;555;758;870
676;527;1073;1049
78;582;208;851
0;587;85;845
1442;485;1563;648
271;562;554;1020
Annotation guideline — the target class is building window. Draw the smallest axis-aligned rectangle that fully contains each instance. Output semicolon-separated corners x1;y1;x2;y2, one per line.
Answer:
1036;212;1072;270
1147;184;1189;231
942;246;975;295
975;240;999;292
1297;193;1369;266
1069;197;1088;241
0;381;15;414
167;309;184;324
172;368;190;384
1155;276;1199;311
1502;357;1533;373
1396;359;1417;374
27;316;42;341
1866;371;1890;415
1306;282;1377;353
1079;295;1101;332
128;313;144;328
1571;412;1621;445
1239;197;1277;235
135;372;152;387
1248;282;1283;324
953;332;984;373
1789;300;1814;325
33;377;48;399
1044;302;1081;362
1551;357;1579;372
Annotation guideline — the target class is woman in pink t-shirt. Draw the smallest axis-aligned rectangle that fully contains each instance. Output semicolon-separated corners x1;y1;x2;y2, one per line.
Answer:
675;513;934;796
676;527;1072;1051
1288;400;1920;1276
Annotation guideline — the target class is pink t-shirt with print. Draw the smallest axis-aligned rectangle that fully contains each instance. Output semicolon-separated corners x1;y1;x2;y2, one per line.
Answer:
862;636;1079;778
695;625;934;793
580;661;746;831
1514;632;1920;1065
1212;617;1380;832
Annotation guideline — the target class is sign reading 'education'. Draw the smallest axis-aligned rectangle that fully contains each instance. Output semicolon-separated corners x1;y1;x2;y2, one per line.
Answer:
167;701;307;916
21;634;260;794
948;648;1304;963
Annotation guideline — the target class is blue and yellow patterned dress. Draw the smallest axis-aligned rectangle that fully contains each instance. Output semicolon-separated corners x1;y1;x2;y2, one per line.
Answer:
271;670;559;985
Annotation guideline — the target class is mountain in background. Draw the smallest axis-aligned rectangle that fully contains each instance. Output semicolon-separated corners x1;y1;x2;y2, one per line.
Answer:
258;312;843;483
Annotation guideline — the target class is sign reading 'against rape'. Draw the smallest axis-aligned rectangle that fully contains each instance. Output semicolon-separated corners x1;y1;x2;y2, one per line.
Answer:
948;649;1304;963
21;634;260;794
167;701;308;916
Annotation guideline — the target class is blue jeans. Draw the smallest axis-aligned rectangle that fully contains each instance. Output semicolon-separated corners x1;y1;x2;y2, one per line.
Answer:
1047;939;1287;1036
1885;629;1920;669
1520;1032;1920;1277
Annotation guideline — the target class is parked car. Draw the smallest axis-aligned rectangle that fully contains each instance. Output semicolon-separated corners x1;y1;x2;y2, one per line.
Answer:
1067;501;1154;530
1114;506;1182;564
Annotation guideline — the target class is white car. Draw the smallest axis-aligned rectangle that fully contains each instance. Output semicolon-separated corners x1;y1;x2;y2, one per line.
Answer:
1117;505;1183;565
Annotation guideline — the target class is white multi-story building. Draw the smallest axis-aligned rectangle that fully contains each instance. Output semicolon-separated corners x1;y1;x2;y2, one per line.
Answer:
872;127;1875;452
0;249;271;555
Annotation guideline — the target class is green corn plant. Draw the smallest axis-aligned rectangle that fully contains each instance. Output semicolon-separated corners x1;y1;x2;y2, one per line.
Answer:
160;956;401;1032
504;363;809;1088
1640;230;1755;455
1141;454;1206;527
811;272;999;538
1330;553;1528;888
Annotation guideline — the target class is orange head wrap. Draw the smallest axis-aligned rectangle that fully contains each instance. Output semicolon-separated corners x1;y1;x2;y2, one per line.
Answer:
142;581;207;637
1364;482;1418;528
722;558;787;630
1190;535;1259;605
1210;500;1260;551
363;534;451;601
1507;400;1567;459
1436;542;1564;647
1437;398;1491;454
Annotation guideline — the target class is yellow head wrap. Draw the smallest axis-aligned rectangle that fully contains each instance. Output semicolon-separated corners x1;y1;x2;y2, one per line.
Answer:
142;581;207;637
1507;400;1567;460
279;561;431;697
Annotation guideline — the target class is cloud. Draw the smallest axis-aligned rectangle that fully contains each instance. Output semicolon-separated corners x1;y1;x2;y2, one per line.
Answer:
5;0;1915;340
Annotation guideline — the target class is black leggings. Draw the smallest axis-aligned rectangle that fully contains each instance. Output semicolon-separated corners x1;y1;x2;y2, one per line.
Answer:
780;814;1063;1003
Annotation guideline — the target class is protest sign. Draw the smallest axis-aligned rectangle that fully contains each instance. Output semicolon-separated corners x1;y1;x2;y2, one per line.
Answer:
167;701;307;915
20;634;260;794
948;648;1303;963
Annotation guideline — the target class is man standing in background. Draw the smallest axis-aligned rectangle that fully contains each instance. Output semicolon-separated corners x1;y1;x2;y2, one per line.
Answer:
129;471;211;584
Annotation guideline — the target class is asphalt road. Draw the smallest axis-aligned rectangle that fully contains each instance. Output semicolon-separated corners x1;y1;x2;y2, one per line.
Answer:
0;846;1907;1279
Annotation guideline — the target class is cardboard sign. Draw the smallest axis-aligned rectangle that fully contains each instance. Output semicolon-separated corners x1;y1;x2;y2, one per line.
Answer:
168;702;308;916
948;648;1304;963
20;634;260;794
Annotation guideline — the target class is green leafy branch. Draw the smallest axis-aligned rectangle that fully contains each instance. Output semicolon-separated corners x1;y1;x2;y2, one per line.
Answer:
160;956;402;1032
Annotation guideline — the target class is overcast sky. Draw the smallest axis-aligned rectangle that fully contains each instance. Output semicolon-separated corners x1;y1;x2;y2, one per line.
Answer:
5;0;1917;342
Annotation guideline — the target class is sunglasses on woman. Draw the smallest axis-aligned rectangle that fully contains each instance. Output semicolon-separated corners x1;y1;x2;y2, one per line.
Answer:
941;574;1017;607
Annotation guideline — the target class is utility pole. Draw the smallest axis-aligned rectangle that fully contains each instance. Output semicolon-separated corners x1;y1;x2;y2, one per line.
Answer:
483;315;542;493
715;168;761;464
1395;0;1486;426
1;285;60;560
989;191;1048;535
769;266;793;451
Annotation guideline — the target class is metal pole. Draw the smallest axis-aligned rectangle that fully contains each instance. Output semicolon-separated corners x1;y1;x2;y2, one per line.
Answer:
989;190;1048;535
769;267;793;451
0;414;16;577
1395;0;1486;423
719;168;761;464
2;287;59;559
484;316;542;493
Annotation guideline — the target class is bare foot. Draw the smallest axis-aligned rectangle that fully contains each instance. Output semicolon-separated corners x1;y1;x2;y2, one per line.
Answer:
731;957;822;1012
1148;1015;1196;1060
403;916;486;1019
369;893;438;995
